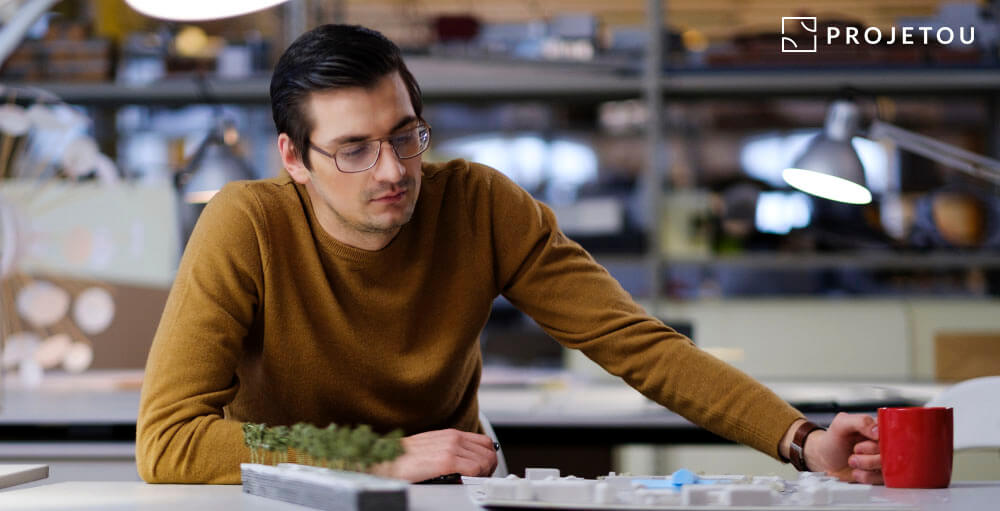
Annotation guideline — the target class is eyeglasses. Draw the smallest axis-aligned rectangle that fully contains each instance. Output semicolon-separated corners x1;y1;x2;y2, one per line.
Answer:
309;124;432;173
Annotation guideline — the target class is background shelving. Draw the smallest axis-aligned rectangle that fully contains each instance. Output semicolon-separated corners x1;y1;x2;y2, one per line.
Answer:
28;62;1000;105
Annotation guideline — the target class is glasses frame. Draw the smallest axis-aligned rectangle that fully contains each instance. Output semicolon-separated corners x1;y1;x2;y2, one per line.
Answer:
308;123;432;174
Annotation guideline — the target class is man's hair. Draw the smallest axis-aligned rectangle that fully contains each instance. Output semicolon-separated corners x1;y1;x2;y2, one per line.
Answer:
270;24;423;170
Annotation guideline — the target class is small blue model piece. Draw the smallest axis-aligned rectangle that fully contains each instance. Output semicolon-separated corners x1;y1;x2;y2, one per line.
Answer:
670;469;698;486
631;468;704;490
631;479;678;490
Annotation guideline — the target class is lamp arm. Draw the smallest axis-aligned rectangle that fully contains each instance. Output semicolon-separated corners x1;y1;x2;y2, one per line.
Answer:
0;0;60;65
868;120;1000;187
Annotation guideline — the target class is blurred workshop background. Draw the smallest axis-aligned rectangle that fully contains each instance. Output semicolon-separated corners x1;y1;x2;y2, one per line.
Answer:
0;0;998;485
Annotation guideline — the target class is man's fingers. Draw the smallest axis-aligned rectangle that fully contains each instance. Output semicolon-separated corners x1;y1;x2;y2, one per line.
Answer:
462;431;498;451
410;429;495;466
853;440;879;455
852;468;884;485
849;453;881;471
397;429;497;478
455;441;497;476
830;412;879;441
405;429;494;451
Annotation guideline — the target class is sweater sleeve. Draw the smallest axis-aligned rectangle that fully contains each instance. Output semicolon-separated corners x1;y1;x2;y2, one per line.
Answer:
136;183;266;483
485;167;803;460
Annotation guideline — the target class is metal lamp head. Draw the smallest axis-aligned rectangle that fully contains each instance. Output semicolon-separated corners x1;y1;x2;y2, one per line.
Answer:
178;123;255;204
783;100;873;205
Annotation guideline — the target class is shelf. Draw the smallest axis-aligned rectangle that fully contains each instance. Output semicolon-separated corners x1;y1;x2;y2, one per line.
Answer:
661;67;1000;98
28;77;272;106
665;252;1000;270
27;57;639;106
20;58;1000;106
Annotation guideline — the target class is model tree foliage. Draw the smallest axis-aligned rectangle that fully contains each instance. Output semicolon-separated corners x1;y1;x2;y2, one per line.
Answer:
242;422;405;471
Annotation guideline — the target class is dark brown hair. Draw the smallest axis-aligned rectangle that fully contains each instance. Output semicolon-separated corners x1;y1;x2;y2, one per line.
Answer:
270;24;423;170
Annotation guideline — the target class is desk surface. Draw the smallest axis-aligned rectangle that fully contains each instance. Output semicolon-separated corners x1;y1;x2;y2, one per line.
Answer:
0;481;996;511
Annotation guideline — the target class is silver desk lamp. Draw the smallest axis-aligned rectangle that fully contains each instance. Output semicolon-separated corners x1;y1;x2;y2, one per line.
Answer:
784;99;1000;204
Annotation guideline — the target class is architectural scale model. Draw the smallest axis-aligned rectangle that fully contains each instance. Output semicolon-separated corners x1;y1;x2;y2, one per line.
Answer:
241;463;407;511
465;468;914;510
239;422;408;511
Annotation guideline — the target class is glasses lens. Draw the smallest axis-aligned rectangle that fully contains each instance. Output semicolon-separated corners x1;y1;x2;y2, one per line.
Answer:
392;126;430;159
335;141;380;172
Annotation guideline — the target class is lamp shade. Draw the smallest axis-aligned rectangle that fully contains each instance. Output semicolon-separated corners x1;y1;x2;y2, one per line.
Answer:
783;100;873;205
783;136;873;205
179;135;255;204
125;0;288;21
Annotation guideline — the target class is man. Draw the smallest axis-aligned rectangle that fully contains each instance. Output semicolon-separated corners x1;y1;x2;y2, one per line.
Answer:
136;24;882;484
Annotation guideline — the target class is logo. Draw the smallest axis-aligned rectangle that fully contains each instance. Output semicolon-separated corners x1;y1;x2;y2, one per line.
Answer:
781;17;975;53
781;17;817;53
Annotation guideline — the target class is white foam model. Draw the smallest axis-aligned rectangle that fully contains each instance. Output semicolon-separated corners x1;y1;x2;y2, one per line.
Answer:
525;468;561;480
467;469;912;510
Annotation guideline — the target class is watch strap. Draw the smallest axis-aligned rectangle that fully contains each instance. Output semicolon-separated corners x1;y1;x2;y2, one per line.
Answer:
789;420;825;472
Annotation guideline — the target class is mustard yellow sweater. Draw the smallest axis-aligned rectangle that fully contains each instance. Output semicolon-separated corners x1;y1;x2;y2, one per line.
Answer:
136;159;803;483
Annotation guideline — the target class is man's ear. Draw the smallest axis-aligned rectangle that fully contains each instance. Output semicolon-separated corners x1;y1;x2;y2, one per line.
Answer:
278;133;311;184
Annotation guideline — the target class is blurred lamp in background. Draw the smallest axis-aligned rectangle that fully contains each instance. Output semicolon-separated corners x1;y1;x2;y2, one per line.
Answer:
783;101;872;205
177;120;254;205
124;0;289;22
785;99;1000;205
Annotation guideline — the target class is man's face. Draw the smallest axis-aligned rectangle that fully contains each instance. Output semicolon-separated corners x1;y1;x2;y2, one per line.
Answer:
287;72;423;248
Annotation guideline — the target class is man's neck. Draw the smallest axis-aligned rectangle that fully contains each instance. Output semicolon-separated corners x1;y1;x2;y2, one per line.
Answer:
307;187;399;251
335;228;398;251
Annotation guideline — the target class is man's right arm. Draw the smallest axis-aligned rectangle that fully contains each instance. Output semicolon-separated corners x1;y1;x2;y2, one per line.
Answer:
136;184;265;483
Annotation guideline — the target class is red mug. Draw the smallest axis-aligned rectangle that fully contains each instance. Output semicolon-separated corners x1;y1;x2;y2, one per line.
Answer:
878;407;953;488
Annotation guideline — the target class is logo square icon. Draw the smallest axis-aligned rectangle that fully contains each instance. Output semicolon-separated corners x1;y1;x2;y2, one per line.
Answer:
781;17;817;53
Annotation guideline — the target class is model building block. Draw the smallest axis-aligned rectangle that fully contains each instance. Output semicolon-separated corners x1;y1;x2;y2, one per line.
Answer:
241;463;407;511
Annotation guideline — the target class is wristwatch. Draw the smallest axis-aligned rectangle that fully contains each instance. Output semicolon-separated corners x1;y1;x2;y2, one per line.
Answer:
789;420;825;471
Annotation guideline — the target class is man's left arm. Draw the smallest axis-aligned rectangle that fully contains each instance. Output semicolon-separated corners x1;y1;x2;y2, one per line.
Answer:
482;166;881;483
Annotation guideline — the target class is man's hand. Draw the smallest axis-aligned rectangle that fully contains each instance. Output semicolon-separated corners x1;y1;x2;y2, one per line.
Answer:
371;429;498;482
803;412;882;484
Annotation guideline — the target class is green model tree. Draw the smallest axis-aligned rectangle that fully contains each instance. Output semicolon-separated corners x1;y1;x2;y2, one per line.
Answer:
242;422;405;472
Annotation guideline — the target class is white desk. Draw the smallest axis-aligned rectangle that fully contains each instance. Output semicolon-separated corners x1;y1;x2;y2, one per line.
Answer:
0;482;471;510
0;481;997;511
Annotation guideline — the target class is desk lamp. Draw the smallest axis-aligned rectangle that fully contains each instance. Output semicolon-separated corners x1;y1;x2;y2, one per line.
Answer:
783;99;1000;204
124;0;289;22
177;119;255;205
